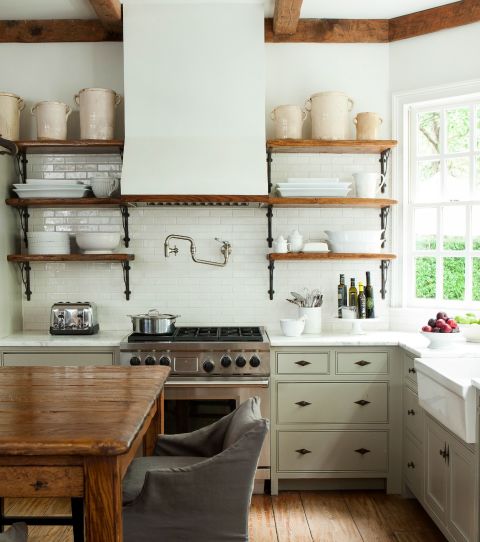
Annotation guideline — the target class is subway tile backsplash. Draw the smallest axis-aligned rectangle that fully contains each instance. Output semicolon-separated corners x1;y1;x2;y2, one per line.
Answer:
20;153;390;332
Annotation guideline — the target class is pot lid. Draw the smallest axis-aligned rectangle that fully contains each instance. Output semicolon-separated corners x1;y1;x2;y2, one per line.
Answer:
130;310;179;319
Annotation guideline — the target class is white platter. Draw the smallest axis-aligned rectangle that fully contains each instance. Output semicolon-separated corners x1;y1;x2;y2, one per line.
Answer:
286;177;340;183
277;183;351;190
277;188;351;197
14;188;90;199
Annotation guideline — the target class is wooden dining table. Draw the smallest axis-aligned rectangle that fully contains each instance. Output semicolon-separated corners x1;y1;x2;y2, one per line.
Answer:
0;365;170;542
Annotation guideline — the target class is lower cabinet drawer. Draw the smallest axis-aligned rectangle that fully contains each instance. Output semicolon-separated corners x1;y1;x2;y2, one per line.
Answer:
404;386;423;443
404;435;423;500
276;352;330;375
278;430;388;472
277;382;388;424
404;356;418;388
336;352;389;375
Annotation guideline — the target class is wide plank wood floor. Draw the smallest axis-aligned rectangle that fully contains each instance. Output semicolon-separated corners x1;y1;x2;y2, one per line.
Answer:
5;491;445;541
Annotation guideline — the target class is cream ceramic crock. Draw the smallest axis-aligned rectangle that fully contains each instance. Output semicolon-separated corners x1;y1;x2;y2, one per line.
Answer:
270;105;306;139
305;91;354;140
0;92;25;140
74;88;122;140
354;112;383;140
31;101;71;140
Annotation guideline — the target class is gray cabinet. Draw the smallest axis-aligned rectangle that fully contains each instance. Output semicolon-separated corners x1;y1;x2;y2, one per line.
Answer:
1;348;117;366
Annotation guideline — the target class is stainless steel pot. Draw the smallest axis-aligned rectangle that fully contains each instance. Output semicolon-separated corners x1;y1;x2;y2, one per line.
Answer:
128;310;180;334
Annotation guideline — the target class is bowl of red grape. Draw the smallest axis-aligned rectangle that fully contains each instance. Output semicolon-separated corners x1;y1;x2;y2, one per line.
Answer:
420;312;464;349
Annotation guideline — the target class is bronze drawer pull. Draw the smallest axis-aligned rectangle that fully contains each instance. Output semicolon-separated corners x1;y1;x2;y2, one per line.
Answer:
407;409;415;415
354;399;371;406
408;368;416;374
295;360;311;367
31;480;48;491
407;462;415;469
295;401;311;407
296;448;312;455
355;360;371;366
354;448;371;455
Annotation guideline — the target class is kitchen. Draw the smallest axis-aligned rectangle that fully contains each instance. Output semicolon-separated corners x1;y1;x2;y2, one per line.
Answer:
0;0;480;541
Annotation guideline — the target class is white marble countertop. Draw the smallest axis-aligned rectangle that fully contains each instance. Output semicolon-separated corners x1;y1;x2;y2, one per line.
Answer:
0;330;128;348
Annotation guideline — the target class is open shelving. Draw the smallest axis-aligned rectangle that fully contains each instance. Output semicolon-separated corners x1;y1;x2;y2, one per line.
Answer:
7;254;134;301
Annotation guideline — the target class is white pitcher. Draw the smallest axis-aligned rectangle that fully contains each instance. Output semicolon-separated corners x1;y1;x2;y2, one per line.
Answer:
354;112;383;140
305;91;354;140
31;101;71;140
74;88;122;140
0;92;25;140
353;172;386;198
270;105;306;139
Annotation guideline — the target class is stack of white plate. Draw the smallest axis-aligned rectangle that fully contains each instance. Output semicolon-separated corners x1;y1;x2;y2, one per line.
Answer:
324;230;383;253
27;232;71;255
276;177;351;198
13;179;91;199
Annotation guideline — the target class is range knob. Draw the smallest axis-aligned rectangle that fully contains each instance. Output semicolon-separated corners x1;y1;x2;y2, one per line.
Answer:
158;356;171;367
220;355;232;368
235;355;247;368
249;355;261;368
144;356;156;366
203;360;215;373
129;356;141;366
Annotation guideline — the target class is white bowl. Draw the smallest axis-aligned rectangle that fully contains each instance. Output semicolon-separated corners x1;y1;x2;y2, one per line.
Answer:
325;230;383;243
75;232;121;254
329;241;382;253
280;318;305;337
27;231;69;241
28;245;70;255
459;324;480;343
420;331;465;349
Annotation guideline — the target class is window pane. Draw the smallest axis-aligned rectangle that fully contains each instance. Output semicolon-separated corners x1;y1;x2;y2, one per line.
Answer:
417;111;440;156
415;208;437;249
416;257;436;299
473;206;480;250
475;155;480;196
445;157;469;200
443;257;465;300
443;206;465;250
416;160;441;202
473;258;480;301
446;107;470;153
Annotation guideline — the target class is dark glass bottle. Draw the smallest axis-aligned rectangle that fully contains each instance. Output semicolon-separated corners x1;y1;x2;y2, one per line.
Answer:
348;278;358;308
337;274;347;318
358;282;367;319
365;271;375;319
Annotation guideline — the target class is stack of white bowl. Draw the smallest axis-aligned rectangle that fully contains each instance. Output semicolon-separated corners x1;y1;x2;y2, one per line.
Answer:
27;232;70;255
324;230;383;253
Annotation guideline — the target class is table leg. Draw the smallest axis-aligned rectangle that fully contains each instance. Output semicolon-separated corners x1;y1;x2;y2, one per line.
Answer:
144;391;164;456
84;456;122;542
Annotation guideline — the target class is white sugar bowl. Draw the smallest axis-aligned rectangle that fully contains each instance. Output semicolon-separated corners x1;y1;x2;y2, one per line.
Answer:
288;229;303;252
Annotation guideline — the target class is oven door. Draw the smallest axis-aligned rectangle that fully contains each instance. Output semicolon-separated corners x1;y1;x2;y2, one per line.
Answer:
164;379;270;479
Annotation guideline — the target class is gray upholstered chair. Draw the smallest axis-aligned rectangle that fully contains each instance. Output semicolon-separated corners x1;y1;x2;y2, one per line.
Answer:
122;396;268;542
0;523;27;542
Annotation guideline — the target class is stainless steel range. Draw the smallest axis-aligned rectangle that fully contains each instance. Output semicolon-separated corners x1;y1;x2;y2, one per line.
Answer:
120;326;270;484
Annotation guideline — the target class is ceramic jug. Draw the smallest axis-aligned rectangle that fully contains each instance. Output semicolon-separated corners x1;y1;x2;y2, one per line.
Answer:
354;112;383;140
270;105;307;139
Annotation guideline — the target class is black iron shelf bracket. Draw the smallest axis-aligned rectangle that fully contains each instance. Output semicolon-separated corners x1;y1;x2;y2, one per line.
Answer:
266;149;273;194
268;260;275;300
122;261;131;300
379;149;391;194
120;205;131;248
0;136;18;156
18;262;32;300
266;205;273;248
380;206;390;249
380;259;391;300
16;207;30;248
15;150;28;183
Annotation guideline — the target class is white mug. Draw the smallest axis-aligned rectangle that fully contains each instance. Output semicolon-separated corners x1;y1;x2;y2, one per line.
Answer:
353;172;386;199
90;175;120;198
273;236;291;253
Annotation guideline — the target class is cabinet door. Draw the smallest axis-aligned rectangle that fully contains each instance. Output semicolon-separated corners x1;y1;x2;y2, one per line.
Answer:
448;439;476;542
424;417;448;523
404;386;423;444
3;352;114;366
404;354;417;390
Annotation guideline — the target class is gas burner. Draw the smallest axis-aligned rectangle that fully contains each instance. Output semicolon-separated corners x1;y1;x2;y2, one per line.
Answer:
128;332;175;343
219;327;263;342
175;327;219;341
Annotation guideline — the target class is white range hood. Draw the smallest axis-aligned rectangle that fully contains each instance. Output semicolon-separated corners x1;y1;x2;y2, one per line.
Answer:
121;0;267;195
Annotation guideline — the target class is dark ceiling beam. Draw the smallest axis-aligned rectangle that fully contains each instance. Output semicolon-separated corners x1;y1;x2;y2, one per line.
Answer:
389;0;480;41
273;0;304;35
0;20;122;43
266;18;389;43
88;0;122;30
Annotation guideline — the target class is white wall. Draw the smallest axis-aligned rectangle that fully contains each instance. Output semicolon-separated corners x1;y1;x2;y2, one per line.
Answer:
389;22;480;92
0;43;124;140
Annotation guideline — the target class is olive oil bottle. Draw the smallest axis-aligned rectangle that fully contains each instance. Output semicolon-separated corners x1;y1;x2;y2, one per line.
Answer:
348;278;358;308
337;274;347;317
358;282;367;319
365;271;375;319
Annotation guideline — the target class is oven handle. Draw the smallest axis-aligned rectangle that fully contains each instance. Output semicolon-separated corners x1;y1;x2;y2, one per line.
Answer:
165;379;269;387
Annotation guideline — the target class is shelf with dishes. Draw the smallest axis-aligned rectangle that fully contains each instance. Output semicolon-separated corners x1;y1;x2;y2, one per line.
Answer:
266;252;396;300
7;254;134;301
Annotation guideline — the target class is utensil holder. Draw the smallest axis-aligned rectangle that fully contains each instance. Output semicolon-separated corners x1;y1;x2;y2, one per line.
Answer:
298;307;322;334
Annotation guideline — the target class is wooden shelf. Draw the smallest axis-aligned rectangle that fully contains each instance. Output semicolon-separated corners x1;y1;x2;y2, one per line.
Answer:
267;197;397;208
266;139;397;154
122;194;269;205
6;197;124;208
267;252;396;261
7;254;134;263
14;139;124;154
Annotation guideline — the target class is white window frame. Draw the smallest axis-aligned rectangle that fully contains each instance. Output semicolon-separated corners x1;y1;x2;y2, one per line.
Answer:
392;79;480;310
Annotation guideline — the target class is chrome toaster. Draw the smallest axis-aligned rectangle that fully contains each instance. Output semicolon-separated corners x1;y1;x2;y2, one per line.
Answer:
50;302;99;335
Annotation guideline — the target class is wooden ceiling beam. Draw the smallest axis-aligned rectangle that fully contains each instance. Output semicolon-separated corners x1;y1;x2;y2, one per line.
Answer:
266;18;389;43
389;0;480;41
0;20;122;43
273;0;304;35
88;0;122;29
